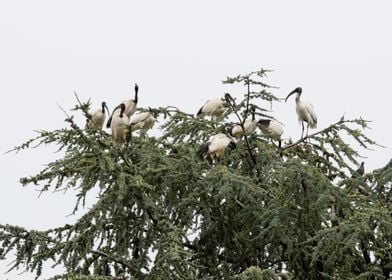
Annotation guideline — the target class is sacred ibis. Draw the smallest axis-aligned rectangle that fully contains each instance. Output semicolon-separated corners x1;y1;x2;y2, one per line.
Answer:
257;119;284;148
86;101;110;129
111;103;129;144
231;106;257;138
196;94;229;121
285;87;317;138
198;133;236;159
106;83;139;128
130;110;156;133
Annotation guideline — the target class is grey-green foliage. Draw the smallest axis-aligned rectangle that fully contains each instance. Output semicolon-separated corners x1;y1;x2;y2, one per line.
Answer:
1;68;391;279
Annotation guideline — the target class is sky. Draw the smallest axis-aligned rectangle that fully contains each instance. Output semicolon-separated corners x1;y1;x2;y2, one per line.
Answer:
0;1;391;278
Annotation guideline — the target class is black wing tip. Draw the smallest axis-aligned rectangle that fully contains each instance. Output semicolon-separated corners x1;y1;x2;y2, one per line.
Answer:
197;144;209;159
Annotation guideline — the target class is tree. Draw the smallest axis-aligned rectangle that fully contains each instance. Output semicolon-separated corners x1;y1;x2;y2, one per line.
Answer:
1;69;391;279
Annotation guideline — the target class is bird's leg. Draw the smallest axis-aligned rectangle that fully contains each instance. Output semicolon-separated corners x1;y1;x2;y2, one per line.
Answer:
306;123;310;138
126;126;132;147
301;122;305;139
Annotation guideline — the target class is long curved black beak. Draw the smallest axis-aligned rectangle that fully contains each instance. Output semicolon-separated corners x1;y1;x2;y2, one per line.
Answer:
285;89;297;102
104;103;110;117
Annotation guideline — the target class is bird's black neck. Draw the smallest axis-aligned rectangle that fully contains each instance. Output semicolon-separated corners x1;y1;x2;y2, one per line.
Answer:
134;85;139;103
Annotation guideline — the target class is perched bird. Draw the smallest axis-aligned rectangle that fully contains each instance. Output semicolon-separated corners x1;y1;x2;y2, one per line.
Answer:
130;110;156;133
111;104;129;144
257;119;284;147
106;83;139;128
231;106;257;138
352;162;365;178
198;133;236;159
86;101;110;129
196;94;229;121
285;87;317;138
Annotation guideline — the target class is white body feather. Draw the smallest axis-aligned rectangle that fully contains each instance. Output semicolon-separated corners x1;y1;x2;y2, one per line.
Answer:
207;133;235;157
111;100;137;119
258;120;284;139
107;84;138;128
122;99;138;118
286;88;318;138
111;113;129;144
231;119;257;138
86;108;106;129
296;100;317;129
130;112;156;132
197;98;226;120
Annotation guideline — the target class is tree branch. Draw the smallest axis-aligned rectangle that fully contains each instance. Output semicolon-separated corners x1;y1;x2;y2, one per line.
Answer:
90;250;146;279
281;117;347;151
225;94;257;169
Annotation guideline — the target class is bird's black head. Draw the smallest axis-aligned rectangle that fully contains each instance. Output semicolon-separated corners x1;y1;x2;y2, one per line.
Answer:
294;87;302;94
228;141;237;150
285;87;302;102
102;102;110;116
257;119;271;127
119;103;126;117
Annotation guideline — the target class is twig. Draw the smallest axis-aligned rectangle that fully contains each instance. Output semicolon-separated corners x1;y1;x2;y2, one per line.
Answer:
90;250;146;279
281;118;347;151
245;77;251;117
74;90;102;131
235;197;245;209
56;103;71;119
226;94;257;169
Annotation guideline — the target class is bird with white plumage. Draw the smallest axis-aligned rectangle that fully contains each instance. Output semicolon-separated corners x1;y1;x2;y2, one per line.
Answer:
111;103;129;144
85;101;110;130
198;133;236;159
231;106;257;138
130;110;156;133
257;119;284;148
196;94;230;121
285;87;317;138
106;83;139;128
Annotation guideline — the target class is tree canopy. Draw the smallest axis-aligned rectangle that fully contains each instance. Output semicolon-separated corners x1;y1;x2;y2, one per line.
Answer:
1;69;391;279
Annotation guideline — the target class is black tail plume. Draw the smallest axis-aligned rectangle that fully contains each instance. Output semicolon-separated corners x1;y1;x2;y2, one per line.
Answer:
196;107;203;116
197;144;209;159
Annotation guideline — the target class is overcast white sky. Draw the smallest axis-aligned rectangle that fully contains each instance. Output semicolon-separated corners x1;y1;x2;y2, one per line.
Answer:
0;1;391;278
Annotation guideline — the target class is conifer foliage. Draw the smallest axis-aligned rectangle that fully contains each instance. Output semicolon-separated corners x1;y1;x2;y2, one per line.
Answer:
1;69;391;279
